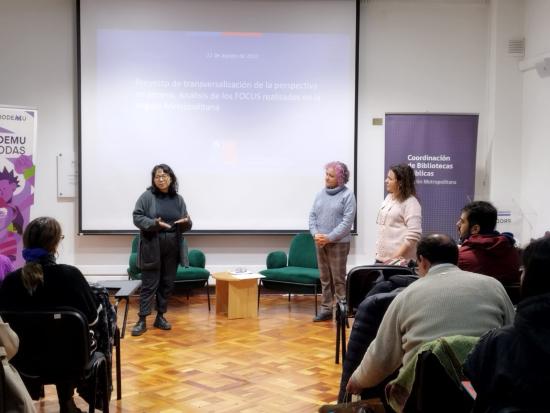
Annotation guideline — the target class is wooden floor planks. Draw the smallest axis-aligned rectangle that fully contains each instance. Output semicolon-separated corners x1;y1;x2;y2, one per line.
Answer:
33;293;344;412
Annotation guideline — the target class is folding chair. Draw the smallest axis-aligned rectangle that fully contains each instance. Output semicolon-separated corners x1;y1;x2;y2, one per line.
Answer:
335;265;415;364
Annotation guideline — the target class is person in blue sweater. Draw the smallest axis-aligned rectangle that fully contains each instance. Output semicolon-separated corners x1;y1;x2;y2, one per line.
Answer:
309;161;356;322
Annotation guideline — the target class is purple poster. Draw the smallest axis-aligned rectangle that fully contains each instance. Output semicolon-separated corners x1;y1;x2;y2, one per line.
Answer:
0;106;37;270
385;114;478;240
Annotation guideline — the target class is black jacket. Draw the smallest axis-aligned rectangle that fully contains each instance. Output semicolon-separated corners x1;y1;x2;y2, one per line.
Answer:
133;188;192;270
464;292;550;413
338;274;418;402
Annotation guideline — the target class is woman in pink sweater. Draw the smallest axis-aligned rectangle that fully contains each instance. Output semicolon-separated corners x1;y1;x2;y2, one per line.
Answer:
375;164;422;263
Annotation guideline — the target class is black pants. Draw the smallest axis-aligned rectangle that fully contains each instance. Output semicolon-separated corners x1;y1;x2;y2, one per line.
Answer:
138;232;179;317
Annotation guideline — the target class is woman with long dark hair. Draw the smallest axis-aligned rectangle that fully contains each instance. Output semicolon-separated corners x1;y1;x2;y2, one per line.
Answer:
375;163;422;263
0;216;98;413
131;164;192;336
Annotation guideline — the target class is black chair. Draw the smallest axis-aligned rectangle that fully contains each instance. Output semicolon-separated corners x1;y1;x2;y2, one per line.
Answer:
0;309;110;413
335;265;416;364
502;282;521;305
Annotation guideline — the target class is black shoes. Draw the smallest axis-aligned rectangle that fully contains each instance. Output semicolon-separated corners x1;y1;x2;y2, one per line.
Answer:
131;317;147;336
154;314;172;330
313;311;333;322
132;314;171;335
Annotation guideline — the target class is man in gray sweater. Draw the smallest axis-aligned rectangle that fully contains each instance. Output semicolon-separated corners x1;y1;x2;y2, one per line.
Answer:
346;234;515;394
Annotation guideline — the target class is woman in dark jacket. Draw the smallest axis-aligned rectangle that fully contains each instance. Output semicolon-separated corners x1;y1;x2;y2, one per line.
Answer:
0;216;98;413
464;236;550;413
131;164;192;336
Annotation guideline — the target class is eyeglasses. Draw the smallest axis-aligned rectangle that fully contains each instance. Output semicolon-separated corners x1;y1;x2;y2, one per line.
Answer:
154;174;169;181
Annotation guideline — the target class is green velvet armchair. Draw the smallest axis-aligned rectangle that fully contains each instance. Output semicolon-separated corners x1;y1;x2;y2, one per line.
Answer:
127;235;211;310
259;233;321;315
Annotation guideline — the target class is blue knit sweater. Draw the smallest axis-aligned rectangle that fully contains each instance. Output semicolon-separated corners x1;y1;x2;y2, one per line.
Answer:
309;185;356;243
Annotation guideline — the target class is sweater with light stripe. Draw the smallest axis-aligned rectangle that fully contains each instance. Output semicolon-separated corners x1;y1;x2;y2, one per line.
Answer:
350;263;515;388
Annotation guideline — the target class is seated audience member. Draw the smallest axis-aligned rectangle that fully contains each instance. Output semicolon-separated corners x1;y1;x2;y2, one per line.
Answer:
0;315;36;412
464;236;550;413
337;273;417;403
346;234;515;396
0;253;14;285
0;217;99;413
457;201;521;284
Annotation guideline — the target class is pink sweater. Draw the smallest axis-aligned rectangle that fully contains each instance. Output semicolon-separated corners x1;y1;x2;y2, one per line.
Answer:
375;194;422;262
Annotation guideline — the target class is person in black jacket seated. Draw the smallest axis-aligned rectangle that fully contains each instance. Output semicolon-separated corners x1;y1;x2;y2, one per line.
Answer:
0;216;99;413
132;164;192;336
464;235;550;413
337;274;418;403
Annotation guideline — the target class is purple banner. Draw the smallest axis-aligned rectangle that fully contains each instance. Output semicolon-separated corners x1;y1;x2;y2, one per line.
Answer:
385;114;478;240
0;107;37;270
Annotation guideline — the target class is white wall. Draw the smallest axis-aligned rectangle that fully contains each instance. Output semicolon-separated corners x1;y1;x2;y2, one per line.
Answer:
357;0;490;264
519;0;550;240
485;0;524;239
1;0;541;276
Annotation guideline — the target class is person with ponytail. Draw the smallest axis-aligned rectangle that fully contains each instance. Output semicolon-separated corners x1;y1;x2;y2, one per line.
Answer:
0;216;98;413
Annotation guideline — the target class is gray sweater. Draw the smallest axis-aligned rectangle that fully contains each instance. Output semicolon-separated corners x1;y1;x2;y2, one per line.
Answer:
309;185;356;243
133;188;191;269
350;263;515;388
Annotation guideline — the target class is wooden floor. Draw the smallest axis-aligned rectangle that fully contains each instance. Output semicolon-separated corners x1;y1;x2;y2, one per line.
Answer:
33;293;345;413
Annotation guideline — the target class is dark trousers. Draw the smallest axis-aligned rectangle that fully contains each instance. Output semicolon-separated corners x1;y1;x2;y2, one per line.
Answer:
138;232;179;317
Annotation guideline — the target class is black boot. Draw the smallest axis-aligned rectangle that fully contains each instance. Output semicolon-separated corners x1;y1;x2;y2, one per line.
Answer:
131;316;147;336
153;313;172;330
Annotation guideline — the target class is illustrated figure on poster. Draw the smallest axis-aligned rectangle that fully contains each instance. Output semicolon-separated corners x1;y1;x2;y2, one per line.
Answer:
0;155;35;266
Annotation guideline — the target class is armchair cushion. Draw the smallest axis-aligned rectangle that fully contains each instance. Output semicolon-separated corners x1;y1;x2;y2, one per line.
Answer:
260;266;320;285
176;266;210;282
266;251;287;269
288;233;318;269
188;249;206;268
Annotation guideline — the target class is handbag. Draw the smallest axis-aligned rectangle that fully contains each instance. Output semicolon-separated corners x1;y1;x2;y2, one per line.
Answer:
1;346;36;413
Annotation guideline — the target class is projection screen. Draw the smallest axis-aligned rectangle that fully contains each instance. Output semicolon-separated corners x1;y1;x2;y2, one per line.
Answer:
78;0;359;233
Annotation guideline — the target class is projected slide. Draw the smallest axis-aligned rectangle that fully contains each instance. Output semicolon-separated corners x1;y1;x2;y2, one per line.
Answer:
79;0;357;232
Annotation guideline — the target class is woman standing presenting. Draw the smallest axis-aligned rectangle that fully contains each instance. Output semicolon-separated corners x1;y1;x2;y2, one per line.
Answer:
131;164;192;336
375;164;422;263
309;161;356;322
